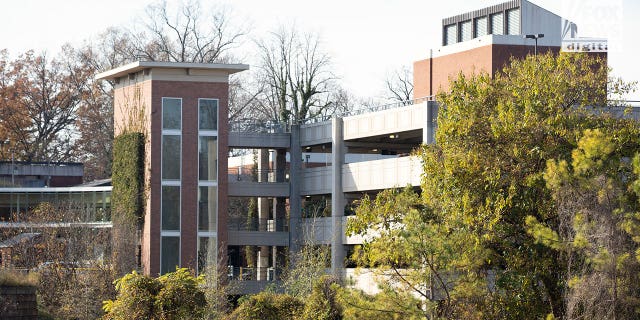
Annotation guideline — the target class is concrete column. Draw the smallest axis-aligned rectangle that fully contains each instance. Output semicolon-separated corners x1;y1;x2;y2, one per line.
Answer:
258;149;270;183
274;149;287;231
257;149;270;231
257;246;269;281
275;149;286;182
257;149;270;280
331;117;345;276
423;101;439;145
289;124;302;254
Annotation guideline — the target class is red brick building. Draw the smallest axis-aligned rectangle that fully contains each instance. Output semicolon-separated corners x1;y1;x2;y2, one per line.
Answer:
413;0;586;97
97;62;248;275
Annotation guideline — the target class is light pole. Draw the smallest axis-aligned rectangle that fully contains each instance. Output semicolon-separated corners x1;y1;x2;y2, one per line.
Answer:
524;33;544;55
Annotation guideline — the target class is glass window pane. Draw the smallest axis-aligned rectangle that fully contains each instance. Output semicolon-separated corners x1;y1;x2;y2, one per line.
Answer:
197;236;217;274
460;20;472;42
491;12;504;35
162;98;181;130
162;135;181;180
198;186;217;232
507;8;520;35
199;99;218;131
162;186;180;231
474;16;487;37
199;136;217;181
161;236;180;275
444;24;457;45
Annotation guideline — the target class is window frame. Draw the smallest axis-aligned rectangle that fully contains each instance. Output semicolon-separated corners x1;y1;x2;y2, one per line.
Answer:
197;98;219;271
160;97;183;274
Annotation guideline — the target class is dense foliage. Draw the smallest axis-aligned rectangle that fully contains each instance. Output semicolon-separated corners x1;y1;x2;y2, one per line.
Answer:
225;276;425;320
539;128;640;318
226;291;304;320
299;276;342;320
103;268;206;320
111;132;145;275
112;132;144;223
349;52;640;319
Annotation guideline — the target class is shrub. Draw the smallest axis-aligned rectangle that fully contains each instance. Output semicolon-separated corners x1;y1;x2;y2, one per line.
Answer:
0;270;37;287
300;276;342;320
103;268;206;320
226;292;304;320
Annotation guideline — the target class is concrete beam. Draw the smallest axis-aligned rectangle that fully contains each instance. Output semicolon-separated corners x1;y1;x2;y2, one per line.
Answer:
343;141;417;150
228;133;290;149
228;182;290;197
227;231;289;246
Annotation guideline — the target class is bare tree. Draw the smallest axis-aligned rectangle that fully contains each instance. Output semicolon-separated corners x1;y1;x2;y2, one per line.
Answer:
70;41;126;181
254;26;336;123
0;202;115;319
72;0;248;179
384;65;413;104
282;199;331;298
228;73;264;122
131;0;246;63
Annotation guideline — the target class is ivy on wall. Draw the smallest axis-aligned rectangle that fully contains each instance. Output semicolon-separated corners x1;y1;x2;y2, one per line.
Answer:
111;132;144;275
112;132;145;223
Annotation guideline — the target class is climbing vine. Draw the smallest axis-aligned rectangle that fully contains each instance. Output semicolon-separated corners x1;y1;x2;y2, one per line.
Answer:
112;131;145;275
112;132;145;223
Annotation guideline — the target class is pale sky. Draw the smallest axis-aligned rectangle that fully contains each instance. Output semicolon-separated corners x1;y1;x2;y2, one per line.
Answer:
1;0;638;100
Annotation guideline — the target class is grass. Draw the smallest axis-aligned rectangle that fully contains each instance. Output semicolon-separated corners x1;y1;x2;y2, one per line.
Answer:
0;269;38;287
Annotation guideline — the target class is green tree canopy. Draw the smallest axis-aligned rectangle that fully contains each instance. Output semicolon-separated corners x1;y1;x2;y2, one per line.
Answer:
348;52;639;319
300;275;342;320
536;127;640;319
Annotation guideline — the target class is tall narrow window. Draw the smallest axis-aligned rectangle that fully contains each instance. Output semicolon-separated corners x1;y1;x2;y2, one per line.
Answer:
460;20;472;42
161;97;182;275
199;136;218;181
444;24;457;45
199;99;218;131
197;98;218;275
162;98;181;130
162;186;180;231
162;135;181;180
197;236;216;274
474;16;487;38
506;8;520;35
161;236;180;274
490;12;504;35
198;186;217;232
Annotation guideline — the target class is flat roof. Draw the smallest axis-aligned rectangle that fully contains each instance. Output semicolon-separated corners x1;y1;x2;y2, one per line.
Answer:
0;186;112;193
0;233;41;248
96;61;250;80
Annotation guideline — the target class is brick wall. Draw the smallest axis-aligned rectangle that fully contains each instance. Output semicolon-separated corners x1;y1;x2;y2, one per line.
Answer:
413;44;561;97
0;286;38;320
147;80;229;274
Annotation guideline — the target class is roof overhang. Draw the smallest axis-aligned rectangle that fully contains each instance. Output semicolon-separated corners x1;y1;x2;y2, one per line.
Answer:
96;61;250;81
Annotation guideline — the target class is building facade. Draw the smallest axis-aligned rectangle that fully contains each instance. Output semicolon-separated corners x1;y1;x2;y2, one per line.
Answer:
97;61;248;275
414;0;579;97
97;0;618;293
0;161;84;188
